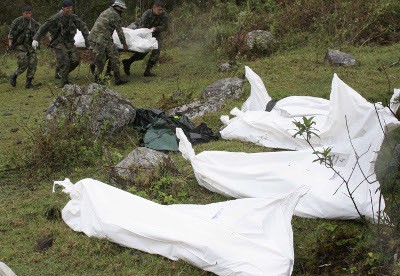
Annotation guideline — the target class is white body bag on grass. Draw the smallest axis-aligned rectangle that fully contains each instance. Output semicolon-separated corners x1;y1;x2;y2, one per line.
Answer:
54;178;308;276
74;28;158;52
221;66;399;151
179;68;399;221
178;129;382;221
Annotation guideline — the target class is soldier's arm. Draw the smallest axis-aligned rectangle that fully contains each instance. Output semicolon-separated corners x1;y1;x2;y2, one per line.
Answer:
8;18;19;47
114;17;127;46
76;16;90;41
154;14;168;33
33;18;53;41
139;10;151;28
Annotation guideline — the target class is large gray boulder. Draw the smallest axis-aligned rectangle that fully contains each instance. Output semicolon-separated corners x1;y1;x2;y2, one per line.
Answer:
245;30;276;54
166;99;225;120
114;147;176;186
202;78;245;101
324;49;358;66
166;77;245;120
45;83;136;135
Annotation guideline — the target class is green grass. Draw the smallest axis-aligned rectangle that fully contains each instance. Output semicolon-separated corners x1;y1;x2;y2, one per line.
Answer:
1;42;400;275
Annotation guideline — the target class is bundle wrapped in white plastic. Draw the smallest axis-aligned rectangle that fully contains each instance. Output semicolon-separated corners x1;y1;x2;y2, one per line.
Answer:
180;67;399;221
54;178;308;276
74;27;158;52
178;128;382;221
221;66;399;150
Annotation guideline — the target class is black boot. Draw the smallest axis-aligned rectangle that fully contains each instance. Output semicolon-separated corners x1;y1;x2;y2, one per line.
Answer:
105;61;113;77
115;78;129;85
55;68;61;79
60;79;69;88
143;63;156;77
114;73;128;85
25;78;33;89
9;74;17;87
89;63;95;75
122;59;131;76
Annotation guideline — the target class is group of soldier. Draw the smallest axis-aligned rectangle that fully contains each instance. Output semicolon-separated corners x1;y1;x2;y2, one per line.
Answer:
7;0;168;88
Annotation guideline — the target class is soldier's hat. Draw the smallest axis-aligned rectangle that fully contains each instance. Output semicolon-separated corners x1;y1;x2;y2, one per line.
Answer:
154;0;165;8
22;4;32;12
62;0;73;7
112;0;127;9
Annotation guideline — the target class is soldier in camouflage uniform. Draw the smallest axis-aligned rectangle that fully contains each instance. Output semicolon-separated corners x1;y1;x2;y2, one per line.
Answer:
89;0;129;85
32;0;90;87
122;0;168;77
8;4;40;89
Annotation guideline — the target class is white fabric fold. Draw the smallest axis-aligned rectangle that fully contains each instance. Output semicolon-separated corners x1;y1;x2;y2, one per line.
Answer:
55;178;308;276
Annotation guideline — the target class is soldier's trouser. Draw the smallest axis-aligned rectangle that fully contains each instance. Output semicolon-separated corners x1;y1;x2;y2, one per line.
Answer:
125;37;162;67
91;40;122;80
54;43;80;83
13;46;37;79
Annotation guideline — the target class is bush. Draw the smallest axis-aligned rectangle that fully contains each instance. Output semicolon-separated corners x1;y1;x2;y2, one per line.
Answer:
166;0;400;57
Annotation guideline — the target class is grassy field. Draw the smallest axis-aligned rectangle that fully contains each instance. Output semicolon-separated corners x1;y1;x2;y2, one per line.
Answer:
0;42;400;275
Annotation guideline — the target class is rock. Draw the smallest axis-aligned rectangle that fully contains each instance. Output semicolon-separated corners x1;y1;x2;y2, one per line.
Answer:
3;112;12;116
324;49;358;66
166;99;225;120
10;128;19;133
219;61;235;72
45;83;136;135
0;262;17;276
166;77;245;120
202;77;245;101
35;237;53;252
114;147;176;186
245;30;276;54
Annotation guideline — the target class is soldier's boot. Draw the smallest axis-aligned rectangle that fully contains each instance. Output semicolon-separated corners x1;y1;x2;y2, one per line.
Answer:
60;79;69;88
9;74;17;87
54;68;61;79
143;63;156;77
89;63;96;75
105;62;113;77
114;72;128;85
25;78;33;89
122;59;131;76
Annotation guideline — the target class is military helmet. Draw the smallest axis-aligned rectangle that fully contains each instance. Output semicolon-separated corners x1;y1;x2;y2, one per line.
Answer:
112;0;127;9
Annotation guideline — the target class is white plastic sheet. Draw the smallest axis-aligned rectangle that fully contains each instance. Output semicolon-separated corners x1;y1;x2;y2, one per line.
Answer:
74;28;158;53
54;178;308;276
178;67;400;221
221;66;399;150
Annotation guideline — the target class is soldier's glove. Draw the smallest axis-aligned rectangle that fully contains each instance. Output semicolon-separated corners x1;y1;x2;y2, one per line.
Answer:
32;40;39;50
85;40;90;49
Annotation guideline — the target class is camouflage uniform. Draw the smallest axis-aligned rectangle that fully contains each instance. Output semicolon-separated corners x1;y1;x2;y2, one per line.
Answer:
33;11;89;86
89;7;126;83
122;8;168;75
8;16;40;82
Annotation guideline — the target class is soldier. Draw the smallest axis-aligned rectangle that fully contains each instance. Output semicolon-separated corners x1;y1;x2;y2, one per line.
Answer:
32;0;90;87
122;0;168;77
8;4;40;89
89;0;129;85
